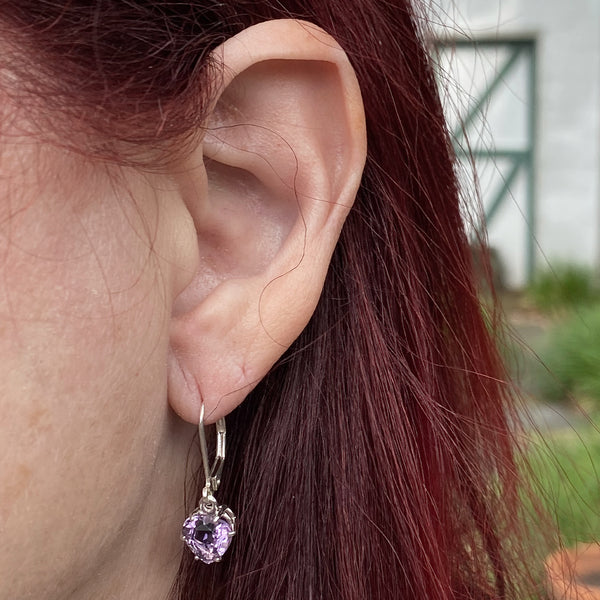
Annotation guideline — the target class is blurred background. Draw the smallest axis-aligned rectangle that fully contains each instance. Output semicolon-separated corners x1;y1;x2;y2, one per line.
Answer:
429;0;600;594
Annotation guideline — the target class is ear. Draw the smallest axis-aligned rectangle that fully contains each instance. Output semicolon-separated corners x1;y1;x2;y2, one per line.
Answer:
168;19;366;425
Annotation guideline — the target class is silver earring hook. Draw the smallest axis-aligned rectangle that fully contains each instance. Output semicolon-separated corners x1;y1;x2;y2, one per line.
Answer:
199;403;226;498
182;402;236;563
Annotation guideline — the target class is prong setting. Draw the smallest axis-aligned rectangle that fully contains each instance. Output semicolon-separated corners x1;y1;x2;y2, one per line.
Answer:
181;493;236;564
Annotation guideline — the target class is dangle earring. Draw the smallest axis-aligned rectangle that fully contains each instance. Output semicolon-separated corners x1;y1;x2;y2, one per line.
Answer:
181;404;236;563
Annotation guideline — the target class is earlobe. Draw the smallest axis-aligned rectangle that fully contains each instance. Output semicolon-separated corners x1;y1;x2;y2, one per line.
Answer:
168;19;366;425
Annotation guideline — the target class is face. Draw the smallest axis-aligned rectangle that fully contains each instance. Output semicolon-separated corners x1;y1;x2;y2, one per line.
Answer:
0;119;198;598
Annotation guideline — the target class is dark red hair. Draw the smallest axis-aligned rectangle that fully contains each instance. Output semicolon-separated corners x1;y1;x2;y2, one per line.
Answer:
0;1;546;598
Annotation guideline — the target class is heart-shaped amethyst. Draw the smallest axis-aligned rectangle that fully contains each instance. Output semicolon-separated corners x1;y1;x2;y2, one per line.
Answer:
182;509;234;563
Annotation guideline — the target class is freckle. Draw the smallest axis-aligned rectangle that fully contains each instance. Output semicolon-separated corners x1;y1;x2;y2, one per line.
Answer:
27;407;47;429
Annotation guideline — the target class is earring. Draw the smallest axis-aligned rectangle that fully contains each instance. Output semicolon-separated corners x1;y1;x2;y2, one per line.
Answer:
181;404;236;564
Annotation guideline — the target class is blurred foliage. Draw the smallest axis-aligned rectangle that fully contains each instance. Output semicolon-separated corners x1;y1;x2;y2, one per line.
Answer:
511;265;600;567
534;305;600;405
527;419;600;547
527;265;600;313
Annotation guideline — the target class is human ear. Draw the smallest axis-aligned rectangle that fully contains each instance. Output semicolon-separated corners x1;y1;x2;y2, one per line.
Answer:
168;19;366;425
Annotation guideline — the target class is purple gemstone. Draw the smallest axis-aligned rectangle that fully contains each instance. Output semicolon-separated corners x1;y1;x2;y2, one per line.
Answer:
182;511;233;564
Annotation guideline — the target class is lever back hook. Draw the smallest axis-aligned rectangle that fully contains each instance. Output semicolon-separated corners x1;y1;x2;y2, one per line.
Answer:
198;403;226;497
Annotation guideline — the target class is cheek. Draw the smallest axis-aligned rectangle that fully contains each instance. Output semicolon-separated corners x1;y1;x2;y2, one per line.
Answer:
0;169;168;403
0;153;173;591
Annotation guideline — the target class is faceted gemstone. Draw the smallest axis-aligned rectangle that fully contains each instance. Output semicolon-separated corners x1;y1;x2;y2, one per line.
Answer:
182;510;233;564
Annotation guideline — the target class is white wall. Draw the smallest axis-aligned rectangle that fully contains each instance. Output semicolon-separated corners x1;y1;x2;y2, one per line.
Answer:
429;0;600;287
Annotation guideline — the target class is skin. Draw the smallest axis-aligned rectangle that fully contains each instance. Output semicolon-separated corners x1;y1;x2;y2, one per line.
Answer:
0;139;199;599
0;20;366;600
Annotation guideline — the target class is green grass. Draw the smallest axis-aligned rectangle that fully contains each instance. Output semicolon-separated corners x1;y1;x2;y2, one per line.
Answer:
534;305;600;405
527;265;600;313
527;418;600;547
